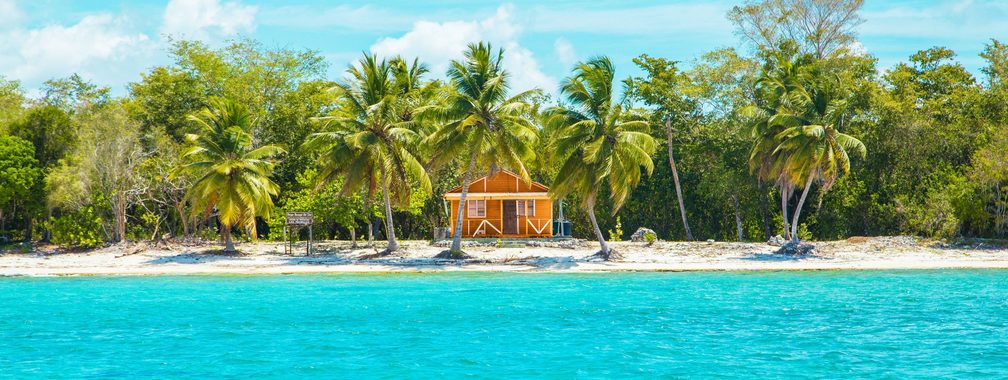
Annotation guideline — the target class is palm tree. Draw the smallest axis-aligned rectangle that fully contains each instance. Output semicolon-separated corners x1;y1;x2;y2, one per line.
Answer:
176;98;284;253
665;118;693;241
307;53;431;255
425;42;540;258
545;57;658;260
771;81;866;243
746;45;811;239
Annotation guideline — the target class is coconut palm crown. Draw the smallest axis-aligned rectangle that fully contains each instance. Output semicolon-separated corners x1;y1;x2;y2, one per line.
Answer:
770;74;867;242
176;97;285;252
545;56;658;259
744;44;815;239
305;53;432;254
424;42;541;257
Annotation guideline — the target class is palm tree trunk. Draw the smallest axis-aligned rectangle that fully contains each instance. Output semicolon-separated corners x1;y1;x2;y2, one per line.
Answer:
790;172;816;243
450;151;478;253
760;187;772;240
363;186;374;247
586;191;611;258
781;184;792;240
666;121;693;241
379;165;399;253
223;223;235;252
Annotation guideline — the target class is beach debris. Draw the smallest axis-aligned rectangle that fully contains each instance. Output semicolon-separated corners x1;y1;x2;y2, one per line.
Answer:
630;227;656;243
776;241;817;256
767;235;787;246
846;236;869;243
526;239;581;249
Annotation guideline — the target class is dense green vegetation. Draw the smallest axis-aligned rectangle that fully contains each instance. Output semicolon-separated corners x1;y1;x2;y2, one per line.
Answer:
0;0;1005;254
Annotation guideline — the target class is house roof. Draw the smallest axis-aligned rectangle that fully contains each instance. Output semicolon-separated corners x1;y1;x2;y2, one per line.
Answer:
445;169;549;194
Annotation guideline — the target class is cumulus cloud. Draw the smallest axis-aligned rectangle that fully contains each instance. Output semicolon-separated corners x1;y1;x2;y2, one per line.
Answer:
161;0;257;39
0;8;151;89
370;5;556;93
0;0;260;94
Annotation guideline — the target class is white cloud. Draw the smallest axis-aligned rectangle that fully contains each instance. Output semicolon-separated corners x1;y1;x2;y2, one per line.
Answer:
370;5;556;93
554;38;578;67
161;0;257;39
0;0;24;27
0;12;151;89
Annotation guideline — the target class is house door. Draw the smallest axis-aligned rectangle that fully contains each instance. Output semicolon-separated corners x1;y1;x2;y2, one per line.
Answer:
502;200;518;234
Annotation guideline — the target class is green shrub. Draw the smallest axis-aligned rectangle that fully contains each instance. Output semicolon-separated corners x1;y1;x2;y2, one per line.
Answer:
904;190;961;238
644;231;657;245
608;216;624;241
798;223;813;241
46;205;104;249
266;210;287;241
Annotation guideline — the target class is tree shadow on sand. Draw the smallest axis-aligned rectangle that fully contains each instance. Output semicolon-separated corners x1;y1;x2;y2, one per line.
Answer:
145;251;253;265
739;251;832;262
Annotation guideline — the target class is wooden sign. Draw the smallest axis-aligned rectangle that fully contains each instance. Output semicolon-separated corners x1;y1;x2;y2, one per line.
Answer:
286;212;313;226
284;212;314;255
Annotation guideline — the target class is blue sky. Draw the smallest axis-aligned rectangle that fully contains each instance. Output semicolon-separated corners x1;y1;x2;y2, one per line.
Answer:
1;0;1006;96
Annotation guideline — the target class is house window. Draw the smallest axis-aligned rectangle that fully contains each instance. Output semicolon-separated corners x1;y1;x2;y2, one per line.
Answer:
467;200;486;218
516;200;535;216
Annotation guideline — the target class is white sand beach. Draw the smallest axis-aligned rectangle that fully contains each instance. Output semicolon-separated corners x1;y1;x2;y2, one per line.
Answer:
2;236;1007;276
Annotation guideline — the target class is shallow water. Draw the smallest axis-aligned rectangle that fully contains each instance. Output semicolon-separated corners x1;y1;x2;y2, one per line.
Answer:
1;271;1007;378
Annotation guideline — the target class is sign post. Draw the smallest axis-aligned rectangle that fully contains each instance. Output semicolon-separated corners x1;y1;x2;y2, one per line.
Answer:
285;212;314;255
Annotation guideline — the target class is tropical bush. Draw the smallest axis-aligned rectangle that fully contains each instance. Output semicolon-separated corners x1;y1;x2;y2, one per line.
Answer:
47;205;104;249
644;231;657;245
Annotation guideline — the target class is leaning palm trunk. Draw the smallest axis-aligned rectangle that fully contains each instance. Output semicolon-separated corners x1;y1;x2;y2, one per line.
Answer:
586;192;614;260
222;224;235;253
379;166;399;253
781;183;792;240
363;188;374;247
666;122;693;241
450;151;478;254
790;172;816;243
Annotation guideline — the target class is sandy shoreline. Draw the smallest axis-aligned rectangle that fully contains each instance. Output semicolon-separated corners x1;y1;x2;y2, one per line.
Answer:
1;237;1007;276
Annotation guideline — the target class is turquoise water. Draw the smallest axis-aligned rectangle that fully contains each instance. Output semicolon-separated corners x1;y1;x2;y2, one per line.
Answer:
1;271;1007;378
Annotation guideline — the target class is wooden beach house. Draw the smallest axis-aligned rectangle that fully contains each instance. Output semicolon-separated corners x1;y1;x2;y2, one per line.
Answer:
444;170;553;238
